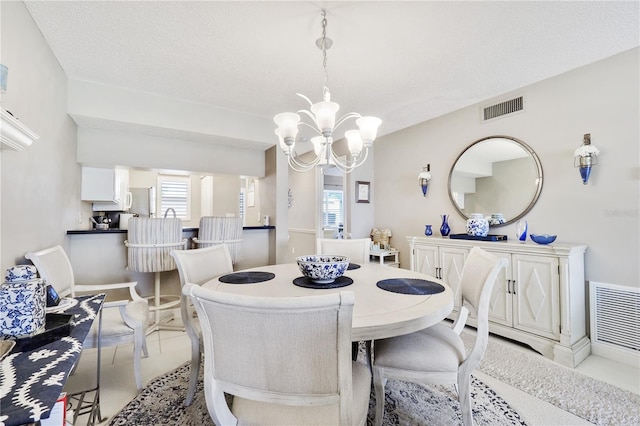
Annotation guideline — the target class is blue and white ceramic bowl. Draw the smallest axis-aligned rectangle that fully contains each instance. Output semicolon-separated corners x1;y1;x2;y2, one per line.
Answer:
0;279;46;338
530;234;557;245
296;255;349;284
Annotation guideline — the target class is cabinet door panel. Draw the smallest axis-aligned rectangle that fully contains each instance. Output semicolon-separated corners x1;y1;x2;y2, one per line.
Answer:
485;250;513;327
414;246;438;277
439;247;467;310
513;254;560;339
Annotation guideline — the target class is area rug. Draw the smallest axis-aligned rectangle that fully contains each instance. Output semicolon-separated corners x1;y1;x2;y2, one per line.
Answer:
109;362;527;426
461;331;640;426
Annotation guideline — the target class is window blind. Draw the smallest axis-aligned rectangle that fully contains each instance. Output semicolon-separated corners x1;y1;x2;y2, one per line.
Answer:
159;176;190;219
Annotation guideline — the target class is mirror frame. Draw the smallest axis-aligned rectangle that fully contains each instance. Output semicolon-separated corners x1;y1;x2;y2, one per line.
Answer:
447;135;543;226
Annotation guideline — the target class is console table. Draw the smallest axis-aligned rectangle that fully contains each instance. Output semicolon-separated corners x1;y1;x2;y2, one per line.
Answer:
0;294;104;426
407;236;589;367
369;249;400;267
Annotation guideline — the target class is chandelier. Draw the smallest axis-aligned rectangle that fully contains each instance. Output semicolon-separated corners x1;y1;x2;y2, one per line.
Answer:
274;10;382;173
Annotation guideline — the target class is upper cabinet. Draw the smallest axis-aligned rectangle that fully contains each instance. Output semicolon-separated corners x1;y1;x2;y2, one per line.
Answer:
81;167;131;211
1;109;39;151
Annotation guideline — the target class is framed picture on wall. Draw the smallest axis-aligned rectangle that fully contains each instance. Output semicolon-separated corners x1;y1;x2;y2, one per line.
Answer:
356;181;370;203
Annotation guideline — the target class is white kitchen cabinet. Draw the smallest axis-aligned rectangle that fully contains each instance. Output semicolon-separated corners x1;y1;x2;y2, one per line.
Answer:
407;236;589;367
81;167;130;211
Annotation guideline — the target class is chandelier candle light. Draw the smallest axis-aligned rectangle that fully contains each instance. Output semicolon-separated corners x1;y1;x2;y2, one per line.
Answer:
574;133;599;185
274;10;382;173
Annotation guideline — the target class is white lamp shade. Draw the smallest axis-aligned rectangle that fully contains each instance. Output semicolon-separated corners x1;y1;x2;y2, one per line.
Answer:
311;101;340;131
418;171;432;181
275;129;294;154
274;112;301;140
345;130;363;156
356;116;382;143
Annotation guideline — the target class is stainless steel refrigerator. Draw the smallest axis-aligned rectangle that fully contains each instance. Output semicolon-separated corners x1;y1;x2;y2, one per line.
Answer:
129;187;156;217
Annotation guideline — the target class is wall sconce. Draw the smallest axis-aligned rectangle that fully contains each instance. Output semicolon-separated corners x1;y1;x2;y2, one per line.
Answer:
574;133;599;185
418;164;432;196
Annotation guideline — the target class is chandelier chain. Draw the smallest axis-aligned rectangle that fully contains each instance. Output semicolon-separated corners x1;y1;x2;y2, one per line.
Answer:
320;9;329;92
274;8;381;173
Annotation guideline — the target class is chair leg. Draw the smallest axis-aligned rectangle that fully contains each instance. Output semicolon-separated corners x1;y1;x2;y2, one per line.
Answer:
133;328;144;391
185;338;201;406
372;366;386;426
142;335;149;358
458;372;474;426
365;340;373;373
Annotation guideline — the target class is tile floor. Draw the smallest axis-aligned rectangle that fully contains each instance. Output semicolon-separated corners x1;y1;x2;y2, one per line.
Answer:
66;313;639;425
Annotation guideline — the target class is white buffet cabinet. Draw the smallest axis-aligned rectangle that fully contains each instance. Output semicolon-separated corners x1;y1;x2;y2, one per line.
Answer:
407;236;590;367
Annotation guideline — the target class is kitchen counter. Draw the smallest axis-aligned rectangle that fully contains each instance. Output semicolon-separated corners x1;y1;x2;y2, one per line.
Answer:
65;225;276;301
67;226;275;235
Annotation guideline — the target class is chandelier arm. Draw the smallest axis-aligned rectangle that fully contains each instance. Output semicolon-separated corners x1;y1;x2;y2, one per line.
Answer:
297;119;323;135
296;93;314;109
329;146;369;173
287;146;325;172
333;112;363;131
288;156;318;173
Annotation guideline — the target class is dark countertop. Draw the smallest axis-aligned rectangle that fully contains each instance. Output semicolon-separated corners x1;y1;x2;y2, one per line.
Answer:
67;226;275;235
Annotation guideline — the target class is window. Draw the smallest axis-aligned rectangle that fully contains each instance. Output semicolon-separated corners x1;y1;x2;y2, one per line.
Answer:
239;189;245;225
322;190;343;227
158;175;190;220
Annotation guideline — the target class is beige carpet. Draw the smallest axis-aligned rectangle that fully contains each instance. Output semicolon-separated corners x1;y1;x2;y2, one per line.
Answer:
461;330;640;425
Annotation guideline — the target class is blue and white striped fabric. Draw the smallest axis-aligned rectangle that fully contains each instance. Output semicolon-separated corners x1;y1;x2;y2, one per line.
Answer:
125;218;186;272
193;217;243;265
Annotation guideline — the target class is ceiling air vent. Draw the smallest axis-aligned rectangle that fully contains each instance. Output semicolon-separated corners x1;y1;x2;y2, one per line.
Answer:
482;96;524;121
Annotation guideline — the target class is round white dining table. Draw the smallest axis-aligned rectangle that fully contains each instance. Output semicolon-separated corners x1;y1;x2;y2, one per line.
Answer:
202;262;453;341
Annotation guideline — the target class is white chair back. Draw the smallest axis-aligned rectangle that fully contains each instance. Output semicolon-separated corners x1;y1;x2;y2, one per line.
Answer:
24;245;75;297
170;244;234;406
193;217;243;264
316;238;371;264
125;217;185;272
185;286;361;425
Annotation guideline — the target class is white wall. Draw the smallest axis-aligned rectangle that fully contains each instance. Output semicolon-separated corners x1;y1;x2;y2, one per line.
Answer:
374;47;640;289
0;1;90;268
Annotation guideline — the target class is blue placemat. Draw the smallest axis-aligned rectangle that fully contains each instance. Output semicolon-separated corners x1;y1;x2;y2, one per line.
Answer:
293;276;353;289
377;278;445;295
347;263;361;270
219;271;275;284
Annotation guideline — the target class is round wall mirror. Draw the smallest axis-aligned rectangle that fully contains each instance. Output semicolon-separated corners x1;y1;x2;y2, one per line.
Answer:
448;135;543;226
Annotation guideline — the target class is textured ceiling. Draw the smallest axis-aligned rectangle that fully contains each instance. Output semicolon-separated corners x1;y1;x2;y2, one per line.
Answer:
24;1;640;149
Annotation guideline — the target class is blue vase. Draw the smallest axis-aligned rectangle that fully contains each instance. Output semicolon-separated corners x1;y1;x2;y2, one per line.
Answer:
515;220;528;242
466;213;489;237
424;225;433;236
440;215;450;237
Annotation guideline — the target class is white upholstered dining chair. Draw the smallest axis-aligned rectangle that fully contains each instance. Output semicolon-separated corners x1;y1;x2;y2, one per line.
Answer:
372;246;508;426
183;286;372;425
170;244;233;406
316;238;372;264
25;245;149;391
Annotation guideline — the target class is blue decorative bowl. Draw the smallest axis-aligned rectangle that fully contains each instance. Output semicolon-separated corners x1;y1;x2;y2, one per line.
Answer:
530;234;557;245
296;255;349;284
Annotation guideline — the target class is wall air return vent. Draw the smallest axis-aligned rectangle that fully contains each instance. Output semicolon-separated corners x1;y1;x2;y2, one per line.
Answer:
482;96;524;121
589;281;640;367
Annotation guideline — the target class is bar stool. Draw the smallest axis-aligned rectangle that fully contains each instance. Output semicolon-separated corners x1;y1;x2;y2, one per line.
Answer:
125;216;187;333
192;216;243;265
